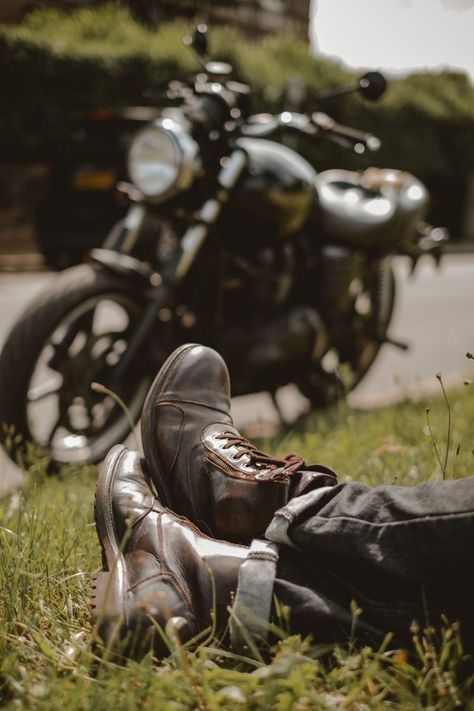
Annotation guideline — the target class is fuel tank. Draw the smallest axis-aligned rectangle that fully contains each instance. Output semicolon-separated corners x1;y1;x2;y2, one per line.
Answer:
315;168;429;250
220;138;317;242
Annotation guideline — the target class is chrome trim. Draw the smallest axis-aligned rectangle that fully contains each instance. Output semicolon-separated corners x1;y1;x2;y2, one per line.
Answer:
127;118;200;202
174;149;248;281
122;204;147;253
200;198;221;224
218;149;248;189
175;224;208;280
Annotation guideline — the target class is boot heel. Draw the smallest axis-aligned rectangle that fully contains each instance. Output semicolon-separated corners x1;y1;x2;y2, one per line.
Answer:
91;569;127;651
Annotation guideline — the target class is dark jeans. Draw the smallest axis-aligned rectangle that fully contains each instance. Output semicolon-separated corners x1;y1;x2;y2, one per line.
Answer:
265;477;474;649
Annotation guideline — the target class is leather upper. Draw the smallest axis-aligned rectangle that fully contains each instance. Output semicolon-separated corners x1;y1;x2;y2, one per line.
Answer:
142;344;337;542
108;448;155;541
154;343;232;415
100;446;247;652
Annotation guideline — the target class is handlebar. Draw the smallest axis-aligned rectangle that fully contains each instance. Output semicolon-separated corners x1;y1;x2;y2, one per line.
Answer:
240;111;381;154
146;77;381;154
311;112;381;153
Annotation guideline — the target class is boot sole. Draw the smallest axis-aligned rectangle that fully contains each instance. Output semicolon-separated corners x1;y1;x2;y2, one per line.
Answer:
91;444;129;646
141;342;200;508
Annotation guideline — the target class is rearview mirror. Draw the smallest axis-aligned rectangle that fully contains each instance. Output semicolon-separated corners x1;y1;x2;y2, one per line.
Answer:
190;24;209;57
358;72;387;101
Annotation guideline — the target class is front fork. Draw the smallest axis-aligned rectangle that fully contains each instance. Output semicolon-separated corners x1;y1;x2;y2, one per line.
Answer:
99;148;249;380
103;203;149;253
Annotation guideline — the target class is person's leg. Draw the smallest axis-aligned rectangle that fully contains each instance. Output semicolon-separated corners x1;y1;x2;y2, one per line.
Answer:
93;441;474;653
267;478;474;649
98;343;474;652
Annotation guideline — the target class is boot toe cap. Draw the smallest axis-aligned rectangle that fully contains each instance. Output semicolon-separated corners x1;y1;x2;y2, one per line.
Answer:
160;344;231;412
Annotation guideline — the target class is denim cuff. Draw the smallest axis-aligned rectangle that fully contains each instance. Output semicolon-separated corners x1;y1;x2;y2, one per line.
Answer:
265;485;336;548
230;539;279;651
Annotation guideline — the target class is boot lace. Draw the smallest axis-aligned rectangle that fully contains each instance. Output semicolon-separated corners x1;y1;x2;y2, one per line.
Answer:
216;432;305;482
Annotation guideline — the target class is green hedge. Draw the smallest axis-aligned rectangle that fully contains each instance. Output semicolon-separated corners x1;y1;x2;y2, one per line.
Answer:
1;5;474;178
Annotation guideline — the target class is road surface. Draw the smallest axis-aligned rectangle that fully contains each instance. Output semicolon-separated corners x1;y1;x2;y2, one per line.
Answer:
0;254;473;494
233;253;474;425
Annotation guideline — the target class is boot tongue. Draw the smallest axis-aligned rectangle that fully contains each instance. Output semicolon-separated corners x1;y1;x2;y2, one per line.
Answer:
210;427;305;483
253;453;305;482
289;463;338;498
205;425;339;488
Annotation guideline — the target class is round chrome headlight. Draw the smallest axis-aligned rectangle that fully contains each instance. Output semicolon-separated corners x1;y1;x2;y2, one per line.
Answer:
127;118;199;202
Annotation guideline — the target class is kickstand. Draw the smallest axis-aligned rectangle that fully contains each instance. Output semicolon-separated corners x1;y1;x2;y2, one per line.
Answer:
270;390;288;428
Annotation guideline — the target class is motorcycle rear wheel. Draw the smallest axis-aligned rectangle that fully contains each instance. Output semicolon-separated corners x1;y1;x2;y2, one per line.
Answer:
299;261;396;407
0;264;153;469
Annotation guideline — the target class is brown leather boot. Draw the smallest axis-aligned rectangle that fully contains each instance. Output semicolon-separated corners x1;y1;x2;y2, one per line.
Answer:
92;444;248;658
141;343;336;541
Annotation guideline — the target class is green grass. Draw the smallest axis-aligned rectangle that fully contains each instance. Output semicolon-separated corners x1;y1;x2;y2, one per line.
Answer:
1;380;474;709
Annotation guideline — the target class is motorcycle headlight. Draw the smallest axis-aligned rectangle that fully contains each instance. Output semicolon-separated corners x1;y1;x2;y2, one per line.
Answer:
127;118;199;202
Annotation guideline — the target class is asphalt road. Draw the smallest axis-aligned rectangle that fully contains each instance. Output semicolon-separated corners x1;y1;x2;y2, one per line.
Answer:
233;253;474;425
0;253;473;494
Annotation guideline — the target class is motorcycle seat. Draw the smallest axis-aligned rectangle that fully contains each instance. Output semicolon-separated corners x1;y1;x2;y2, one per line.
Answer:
315;168;428;248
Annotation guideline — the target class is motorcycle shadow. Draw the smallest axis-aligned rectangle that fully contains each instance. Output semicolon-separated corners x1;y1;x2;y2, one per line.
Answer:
239;397;349;448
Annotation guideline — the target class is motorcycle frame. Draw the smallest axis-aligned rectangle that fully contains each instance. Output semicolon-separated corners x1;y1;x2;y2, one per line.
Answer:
91;147;250;382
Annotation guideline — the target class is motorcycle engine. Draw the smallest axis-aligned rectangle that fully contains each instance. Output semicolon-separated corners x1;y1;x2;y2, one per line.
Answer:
218;245;327;393
221;244;294;311
222;305;327;394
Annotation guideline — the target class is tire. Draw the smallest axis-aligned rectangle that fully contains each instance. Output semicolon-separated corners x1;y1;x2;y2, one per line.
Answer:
0;264;154;469
41;247;86;271
299;260;396;407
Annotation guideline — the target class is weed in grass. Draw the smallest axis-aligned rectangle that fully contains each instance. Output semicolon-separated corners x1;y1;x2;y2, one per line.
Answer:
424;372;467;480
90;382;140;452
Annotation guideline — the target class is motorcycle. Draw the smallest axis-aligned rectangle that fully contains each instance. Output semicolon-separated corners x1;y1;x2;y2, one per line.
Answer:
0;26;448;468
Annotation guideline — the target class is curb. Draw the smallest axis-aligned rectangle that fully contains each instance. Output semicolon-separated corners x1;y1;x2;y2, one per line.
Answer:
348;369;472;411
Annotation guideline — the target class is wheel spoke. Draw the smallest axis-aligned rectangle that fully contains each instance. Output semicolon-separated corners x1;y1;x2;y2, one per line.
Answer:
65;309;96;343
46;414;62;446
27;378;62;403
14;277;148;465
51;309;96;363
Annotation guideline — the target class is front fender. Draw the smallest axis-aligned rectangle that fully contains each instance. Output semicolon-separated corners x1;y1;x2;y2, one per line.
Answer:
88;248;162;285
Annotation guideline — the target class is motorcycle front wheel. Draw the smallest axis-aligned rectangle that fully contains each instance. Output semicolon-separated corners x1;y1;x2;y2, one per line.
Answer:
299;260;396;407
0;264;154;468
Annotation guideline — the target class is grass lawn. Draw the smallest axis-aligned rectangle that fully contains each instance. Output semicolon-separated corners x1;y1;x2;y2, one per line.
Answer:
1;379;473;709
